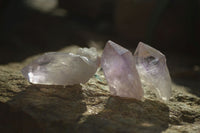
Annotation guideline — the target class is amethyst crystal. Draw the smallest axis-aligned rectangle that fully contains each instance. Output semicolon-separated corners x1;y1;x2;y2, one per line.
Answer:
134;42;171;101
101;41;144;100
21;47;99;85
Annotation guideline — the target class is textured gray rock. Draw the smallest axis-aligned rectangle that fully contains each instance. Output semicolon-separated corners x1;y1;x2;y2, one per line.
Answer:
0;46;200;133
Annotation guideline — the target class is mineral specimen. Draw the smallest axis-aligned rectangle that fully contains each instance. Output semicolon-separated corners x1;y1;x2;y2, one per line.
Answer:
101;40;144;100
21;47;99;85
134;42;171;101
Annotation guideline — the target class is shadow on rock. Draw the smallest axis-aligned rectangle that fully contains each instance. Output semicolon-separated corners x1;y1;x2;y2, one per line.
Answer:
77;97;169;133
0;84;87;133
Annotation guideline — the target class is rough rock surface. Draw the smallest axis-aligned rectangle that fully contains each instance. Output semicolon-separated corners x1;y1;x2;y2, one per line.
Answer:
0;46;200;133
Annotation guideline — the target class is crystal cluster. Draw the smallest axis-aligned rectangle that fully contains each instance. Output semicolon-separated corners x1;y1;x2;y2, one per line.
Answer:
101;41;144;100
134;42;171;101
101;41;171;101
21;47;99;85
21;40;171;101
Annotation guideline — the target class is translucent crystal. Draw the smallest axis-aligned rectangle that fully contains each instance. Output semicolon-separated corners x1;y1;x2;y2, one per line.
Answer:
134;42;171;101
21;47;99;85
101;40;143;100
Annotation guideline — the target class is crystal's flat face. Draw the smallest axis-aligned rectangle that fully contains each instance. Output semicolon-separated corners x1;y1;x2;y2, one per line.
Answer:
134;42;171;101
21;48;99;85
101;40;143;100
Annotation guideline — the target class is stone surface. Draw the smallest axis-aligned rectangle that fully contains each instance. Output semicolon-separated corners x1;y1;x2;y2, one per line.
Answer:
101;40;143;100
134;42;171;101
21;47;99;85
0;45;200;133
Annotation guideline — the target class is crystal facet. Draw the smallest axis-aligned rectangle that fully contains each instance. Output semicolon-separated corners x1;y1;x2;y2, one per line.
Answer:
21;47;99;85
134;42;171;101
101;40;143;100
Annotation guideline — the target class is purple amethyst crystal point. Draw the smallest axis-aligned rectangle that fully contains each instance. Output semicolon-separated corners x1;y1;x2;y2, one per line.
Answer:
101;40;143;100
21;47;99;85
134;42;172;101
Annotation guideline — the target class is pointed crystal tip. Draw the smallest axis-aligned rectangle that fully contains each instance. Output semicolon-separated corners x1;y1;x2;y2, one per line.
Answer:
134;42;172;101
101;41;171;101
101;40;144;100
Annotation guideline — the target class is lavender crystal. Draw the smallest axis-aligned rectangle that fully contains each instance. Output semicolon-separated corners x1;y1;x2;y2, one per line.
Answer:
134;42;172;101
101;40;144;100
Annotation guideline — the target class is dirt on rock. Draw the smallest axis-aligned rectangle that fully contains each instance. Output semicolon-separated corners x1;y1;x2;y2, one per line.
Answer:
0;46;199;133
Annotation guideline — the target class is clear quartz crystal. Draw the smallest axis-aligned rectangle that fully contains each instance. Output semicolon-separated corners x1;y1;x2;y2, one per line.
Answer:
21;47;99;85
101;40;143;100
134;42;172;101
